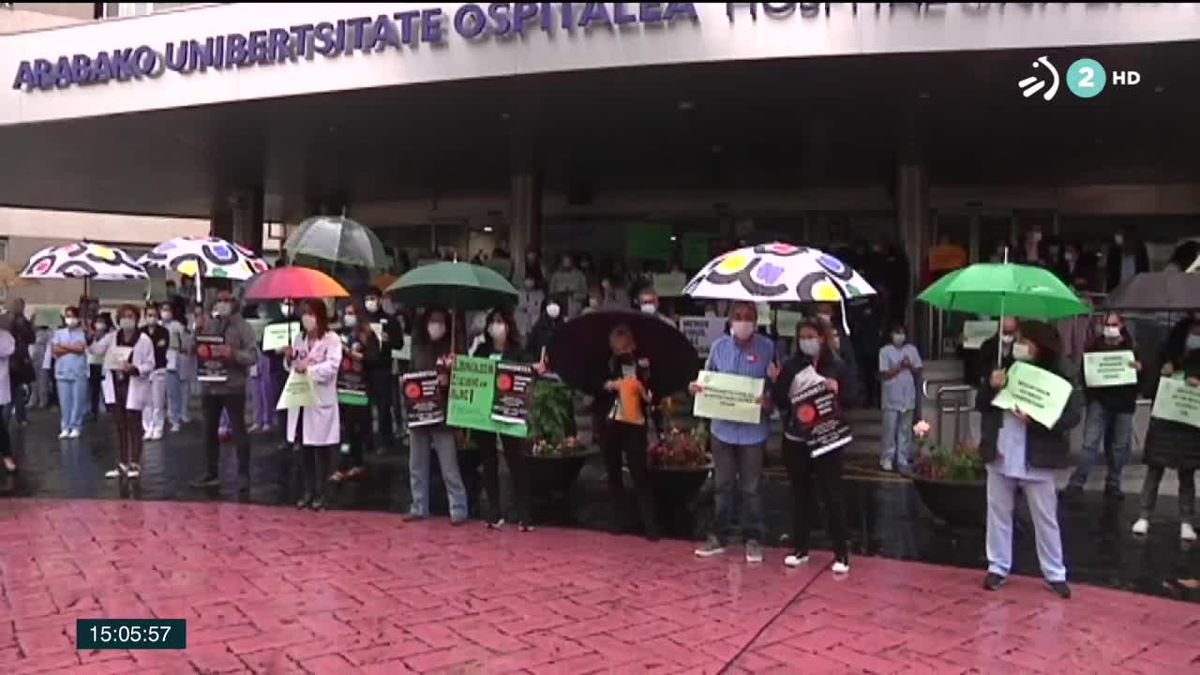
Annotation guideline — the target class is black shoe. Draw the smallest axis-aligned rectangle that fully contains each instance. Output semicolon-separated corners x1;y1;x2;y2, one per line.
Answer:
296;493;312;509
237;475;250;493
190;475;220;488
1046;580;1071;599
486;518;505;530
983;572;1007;591
276;441;293;452
1061;485;1084;502
1104;485;1125;501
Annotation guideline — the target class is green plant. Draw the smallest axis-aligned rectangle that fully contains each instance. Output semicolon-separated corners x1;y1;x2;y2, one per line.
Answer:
528;379;587;456
648;426;711;469
912;421;985;481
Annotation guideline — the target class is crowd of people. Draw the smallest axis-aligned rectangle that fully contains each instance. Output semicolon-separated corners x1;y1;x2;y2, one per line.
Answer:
0;234;1195;604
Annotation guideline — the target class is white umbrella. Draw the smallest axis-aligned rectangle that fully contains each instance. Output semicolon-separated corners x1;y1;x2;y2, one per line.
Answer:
684;242;876;304
139;236;268;281
21;241;147;281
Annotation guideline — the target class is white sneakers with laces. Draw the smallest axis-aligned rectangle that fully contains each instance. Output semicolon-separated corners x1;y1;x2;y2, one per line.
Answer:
1182;522;1197;542
1131;518;1150;536
784;552;810;568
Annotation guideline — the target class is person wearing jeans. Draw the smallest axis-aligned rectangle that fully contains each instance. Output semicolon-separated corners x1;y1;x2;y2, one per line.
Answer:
50;308;90;439
163;304;187;432
404;308;468;524
189;291;259;491
692;302;775;564
1066;312;1139;501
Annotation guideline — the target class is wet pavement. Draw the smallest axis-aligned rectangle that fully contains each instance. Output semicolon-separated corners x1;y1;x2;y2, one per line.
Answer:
2;406;1196;606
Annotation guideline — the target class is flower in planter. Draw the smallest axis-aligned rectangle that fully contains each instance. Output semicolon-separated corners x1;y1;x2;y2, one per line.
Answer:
530;435;588;458
913;419;932;439
648;426;711;469
914;438;985;482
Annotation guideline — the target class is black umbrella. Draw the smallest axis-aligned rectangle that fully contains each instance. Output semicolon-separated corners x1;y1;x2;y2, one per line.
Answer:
546;310;699;397
1104;271;1200;311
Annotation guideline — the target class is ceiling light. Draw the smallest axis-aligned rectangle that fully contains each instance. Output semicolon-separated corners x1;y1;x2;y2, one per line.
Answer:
499;112;511;121
483;225;494;233
677;100;694;111
670;235;678;242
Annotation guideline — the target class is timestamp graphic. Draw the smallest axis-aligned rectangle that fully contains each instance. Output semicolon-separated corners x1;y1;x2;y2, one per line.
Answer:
76;619;187;650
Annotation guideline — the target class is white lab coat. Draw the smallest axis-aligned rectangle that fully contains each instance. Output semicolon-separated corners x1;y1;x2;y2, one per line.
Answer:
285;331;343;447
0;330;14;407
90;330;156;411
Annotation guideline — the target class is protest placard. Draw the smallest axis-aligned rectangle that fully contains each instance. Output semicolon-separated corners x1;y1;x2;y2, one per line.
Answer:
276;370;316;410
678;316;726;359
1151;376;1200;428
990;361;1073;428
492;362;535;425
262;322;299;352
194;334;229;383
446;356;527;437
1083;350;1138;388
692;370;763;425
788;366;853;457
402;370;446;428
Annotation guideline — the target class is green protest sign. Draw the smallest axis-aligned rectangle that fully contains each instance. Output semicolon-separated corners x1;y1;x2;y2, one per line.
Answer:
1151;376;1200;428
1083;350;1137;388
692;370;763;424
262;322;299;352
626;223;672;261
990;361;1073;429
446;356;527;437
276;370;316;411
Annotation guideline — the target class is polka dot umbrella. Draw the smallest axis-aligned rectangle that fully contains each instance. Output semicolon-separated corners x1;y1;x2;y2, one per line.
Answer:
138;236;269;281
684;242;876;304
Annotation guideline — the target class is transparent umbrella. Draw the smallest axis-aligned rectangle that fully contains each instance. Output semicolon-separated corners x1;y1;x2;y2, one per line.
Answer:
286;215;389;270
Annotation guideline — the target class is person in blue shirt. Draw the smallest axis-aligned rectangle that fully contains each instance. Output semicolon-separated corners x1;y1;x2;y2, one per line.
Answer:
878;323;923;473
691;301;776;564
50;307;90;439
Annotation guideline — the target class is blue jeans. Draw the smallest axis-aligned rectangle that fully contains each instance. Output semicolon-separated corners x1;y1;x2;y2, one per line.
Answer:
408;428;468;520
56;377;88;432
711;437;766;543
166;370;184;425
881;409;915;469
986;469;1067;582
1068;401;1132;491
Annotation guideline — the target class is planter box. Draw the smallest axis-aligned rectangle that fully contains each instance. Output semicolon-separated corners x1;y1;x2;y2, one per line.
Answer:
525;451;596;498
650;464;712;537
912;475;986;528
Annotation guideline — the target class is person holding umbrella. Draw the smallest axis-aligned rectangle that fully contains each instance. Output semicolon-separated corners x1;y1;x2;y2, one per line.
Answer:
472;308;532;531
362;287;403;453
284;300;343;511
331;301;379;483
979;320;1081;599
598;323;658;540
404;307;469;525
691;302;776;564
91;305;156;480
1131;316;1200;542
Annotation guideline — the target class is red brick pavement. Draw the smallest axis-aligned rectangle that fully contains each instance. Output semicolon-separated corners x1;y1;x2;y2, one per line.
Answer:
0;499;1196;674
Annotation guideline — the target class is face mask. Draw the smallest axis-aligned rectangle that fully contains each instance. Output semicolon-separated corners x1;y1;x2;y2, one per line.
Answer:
1065;253;1078;263
1000;333;1016;345
524;278;535;290
1187;335;1200;352
301;314;317;332
1114;234;1124;246
343;314;358;328
119;318;136;332
588;297;599;308
892;333;906;346
1103;326;1121;340
364;300;380;313
730;321;755;341
562;260;573;270
640;303;657;315
94;322;106;332
601;280;612;291
546;304;561;319
798;338;821;357
213;301;232;318
160;311;172;322
1012;343;1033;362
427;322;446;341
488;322;507;340
64;317;79;328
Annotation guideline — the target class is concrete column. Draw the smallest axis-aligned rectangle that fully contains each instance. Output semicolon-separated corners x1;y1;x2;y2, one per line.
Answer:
509;171;542;283
896;162;930;350
229;188;264;255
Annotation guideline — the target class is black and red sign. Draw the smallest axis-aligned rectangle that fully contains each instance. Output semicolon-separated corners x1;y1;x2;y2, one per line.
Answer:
402;369;445;428
491;362;535;426
791;382;853;457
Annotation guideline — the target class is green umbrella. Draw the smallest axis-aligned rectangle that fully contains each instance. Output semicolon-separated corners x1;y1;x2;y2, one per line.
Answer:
286;215;389;270
918;262;1090;320
385;261;518;311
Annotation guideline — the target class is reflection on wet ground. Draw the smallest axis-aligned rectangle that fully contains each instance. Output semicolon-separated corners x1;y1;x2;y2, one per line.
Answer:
2;410;1195;602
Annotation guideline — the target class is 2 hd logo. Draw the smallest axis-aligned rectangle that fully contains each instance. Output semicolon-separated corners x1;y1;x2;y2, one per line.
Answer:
1019;57;1140;101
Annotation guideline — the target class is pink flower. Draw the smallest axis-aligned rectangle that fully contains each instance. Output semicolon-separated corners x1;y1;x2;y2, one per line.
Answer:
913;420;931;439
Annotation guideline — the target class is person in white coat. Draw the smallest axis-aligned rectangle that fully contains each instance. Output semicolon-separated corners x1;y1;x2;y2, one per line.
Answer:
0;316;17;473
90;305;156;480
284;300;343;511
140;302;170;441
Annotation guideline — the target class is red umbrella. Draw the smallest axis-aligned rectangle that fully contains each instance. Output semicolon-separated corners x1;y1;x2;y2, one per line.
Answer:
243;266;349;301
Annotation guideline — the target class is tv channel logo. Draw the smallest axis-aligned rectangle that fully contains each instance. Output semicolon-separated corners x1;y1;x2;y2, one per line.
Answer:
1019;57;1140;101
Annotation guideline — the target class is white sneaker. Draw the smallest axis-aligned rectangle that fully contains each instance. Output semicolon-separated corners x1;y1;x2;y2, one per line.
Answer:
68;429;81;439
745;540;764;564
831;559;851;575
58;430;70;439
784;552;810;568
880;459;894;472
1182;522;1197;542
1131;518;1150;536
170;423;181;433
104;464;127;479
126;464;141;479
